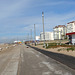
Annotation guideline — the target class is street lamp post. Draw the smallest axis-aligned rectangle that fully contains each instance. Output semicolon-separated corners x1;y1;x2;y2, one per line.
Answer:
31;29;32;41
28;33;29;44
58;30;62;45
34;24;36;46
42;12;45;47
60;30;62;45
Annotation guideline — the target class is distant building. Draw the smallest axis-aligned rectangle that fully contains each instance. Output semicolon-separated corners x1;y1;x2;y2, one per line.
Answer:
14;40;22;44
53;25;66;40
40;32;54;41
66;21;75;44
36;36;40;41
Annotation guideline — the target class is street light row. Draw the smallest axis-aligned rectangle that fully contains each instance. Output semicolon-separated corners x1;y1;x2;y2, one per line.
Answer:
27;12;45;46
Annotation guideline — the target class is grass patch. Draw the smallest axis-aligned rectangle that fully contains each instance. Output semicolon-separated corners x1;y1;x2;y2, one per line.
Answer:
45;43;75;49
46;43;59;49
37;43;43;45
66;47;75;51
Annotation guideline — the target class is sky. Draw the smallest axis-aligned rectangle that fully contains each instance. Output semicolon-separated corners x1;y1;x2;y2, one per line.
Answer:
0;0;75;43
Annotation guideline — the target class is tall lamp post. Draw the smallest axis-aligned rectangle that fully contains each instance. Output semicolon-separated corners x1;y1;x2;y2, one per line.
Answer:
42;12;45;47
60;30;62;45
30;29;32;42
34;24;36;45
28;33;29;44
58;30;62;45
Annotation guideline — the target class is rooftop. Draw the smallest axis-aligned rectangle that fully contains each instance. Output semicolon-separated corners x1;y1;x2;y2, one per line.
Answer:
53;25;66;29
67;21;75;24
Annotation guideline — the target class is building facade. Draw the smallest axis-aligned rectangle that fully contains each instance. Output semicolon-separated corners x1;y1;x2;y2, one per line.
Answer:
67;21;75;33
53;25;66;40
40;32;54;41
66;32;75;44
66;21;75;44
36;36;40;41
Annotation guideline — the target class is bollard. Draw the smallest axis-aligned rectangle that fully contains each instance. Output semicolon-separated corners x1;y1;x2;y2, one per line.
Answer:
57;43;58;45
69;43;71;45
47;43;48;47
60;43;61;45
45;45;46;48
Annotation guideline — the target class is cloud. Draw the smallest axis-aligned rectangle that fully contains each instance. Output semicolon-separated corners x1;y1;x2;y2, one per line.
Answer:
0;0;33;20
29;0;75;8
1;11;75;34
0;0;75;42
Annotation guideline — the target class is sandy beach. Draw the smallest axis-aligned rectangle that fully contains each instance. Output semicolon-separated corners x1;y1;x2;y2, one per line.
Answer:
0;43;16;52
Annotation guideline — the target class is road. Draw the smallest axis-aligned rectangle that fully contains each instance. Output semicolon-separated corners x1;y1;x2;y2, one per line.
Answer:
0;45;20;75
0;44;75;75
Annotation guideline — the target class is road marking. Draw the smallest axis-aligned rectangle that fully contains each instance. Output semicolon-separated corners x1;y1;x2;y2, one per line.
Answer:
42;72;51;75
42;61;54;71
21;53;24;62
41;61;72;75
36;55;40;58
39;62;45;68
25;50;35;54
38;52;42;54
21;53;23;58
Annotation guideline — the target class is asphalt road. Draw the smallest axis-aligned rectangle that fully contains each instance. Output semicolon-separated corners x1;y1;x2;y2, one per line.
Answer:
18;44;75;75
0;44;75;75
30;46;75;70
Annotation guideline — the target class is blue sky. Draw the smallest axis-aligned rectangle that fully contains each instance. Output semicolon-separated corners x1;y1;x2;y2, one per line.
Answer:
0;0;75;42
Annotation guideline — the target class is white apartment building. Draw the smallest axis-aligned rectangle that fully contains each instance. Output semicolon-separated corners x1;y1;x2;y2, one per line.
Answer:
67;21;75;33
40;32;54;41
66;21;75;44
53;25;66;40
36;36;40;41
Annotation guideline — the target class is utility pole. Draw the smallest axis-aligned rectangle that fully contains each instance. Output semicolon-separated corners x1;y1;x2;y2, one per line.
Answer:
60;30;62;45
34;24;36;45
28;33;29;44
31;29;32;43
31;29;32;41
42;12;45;47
